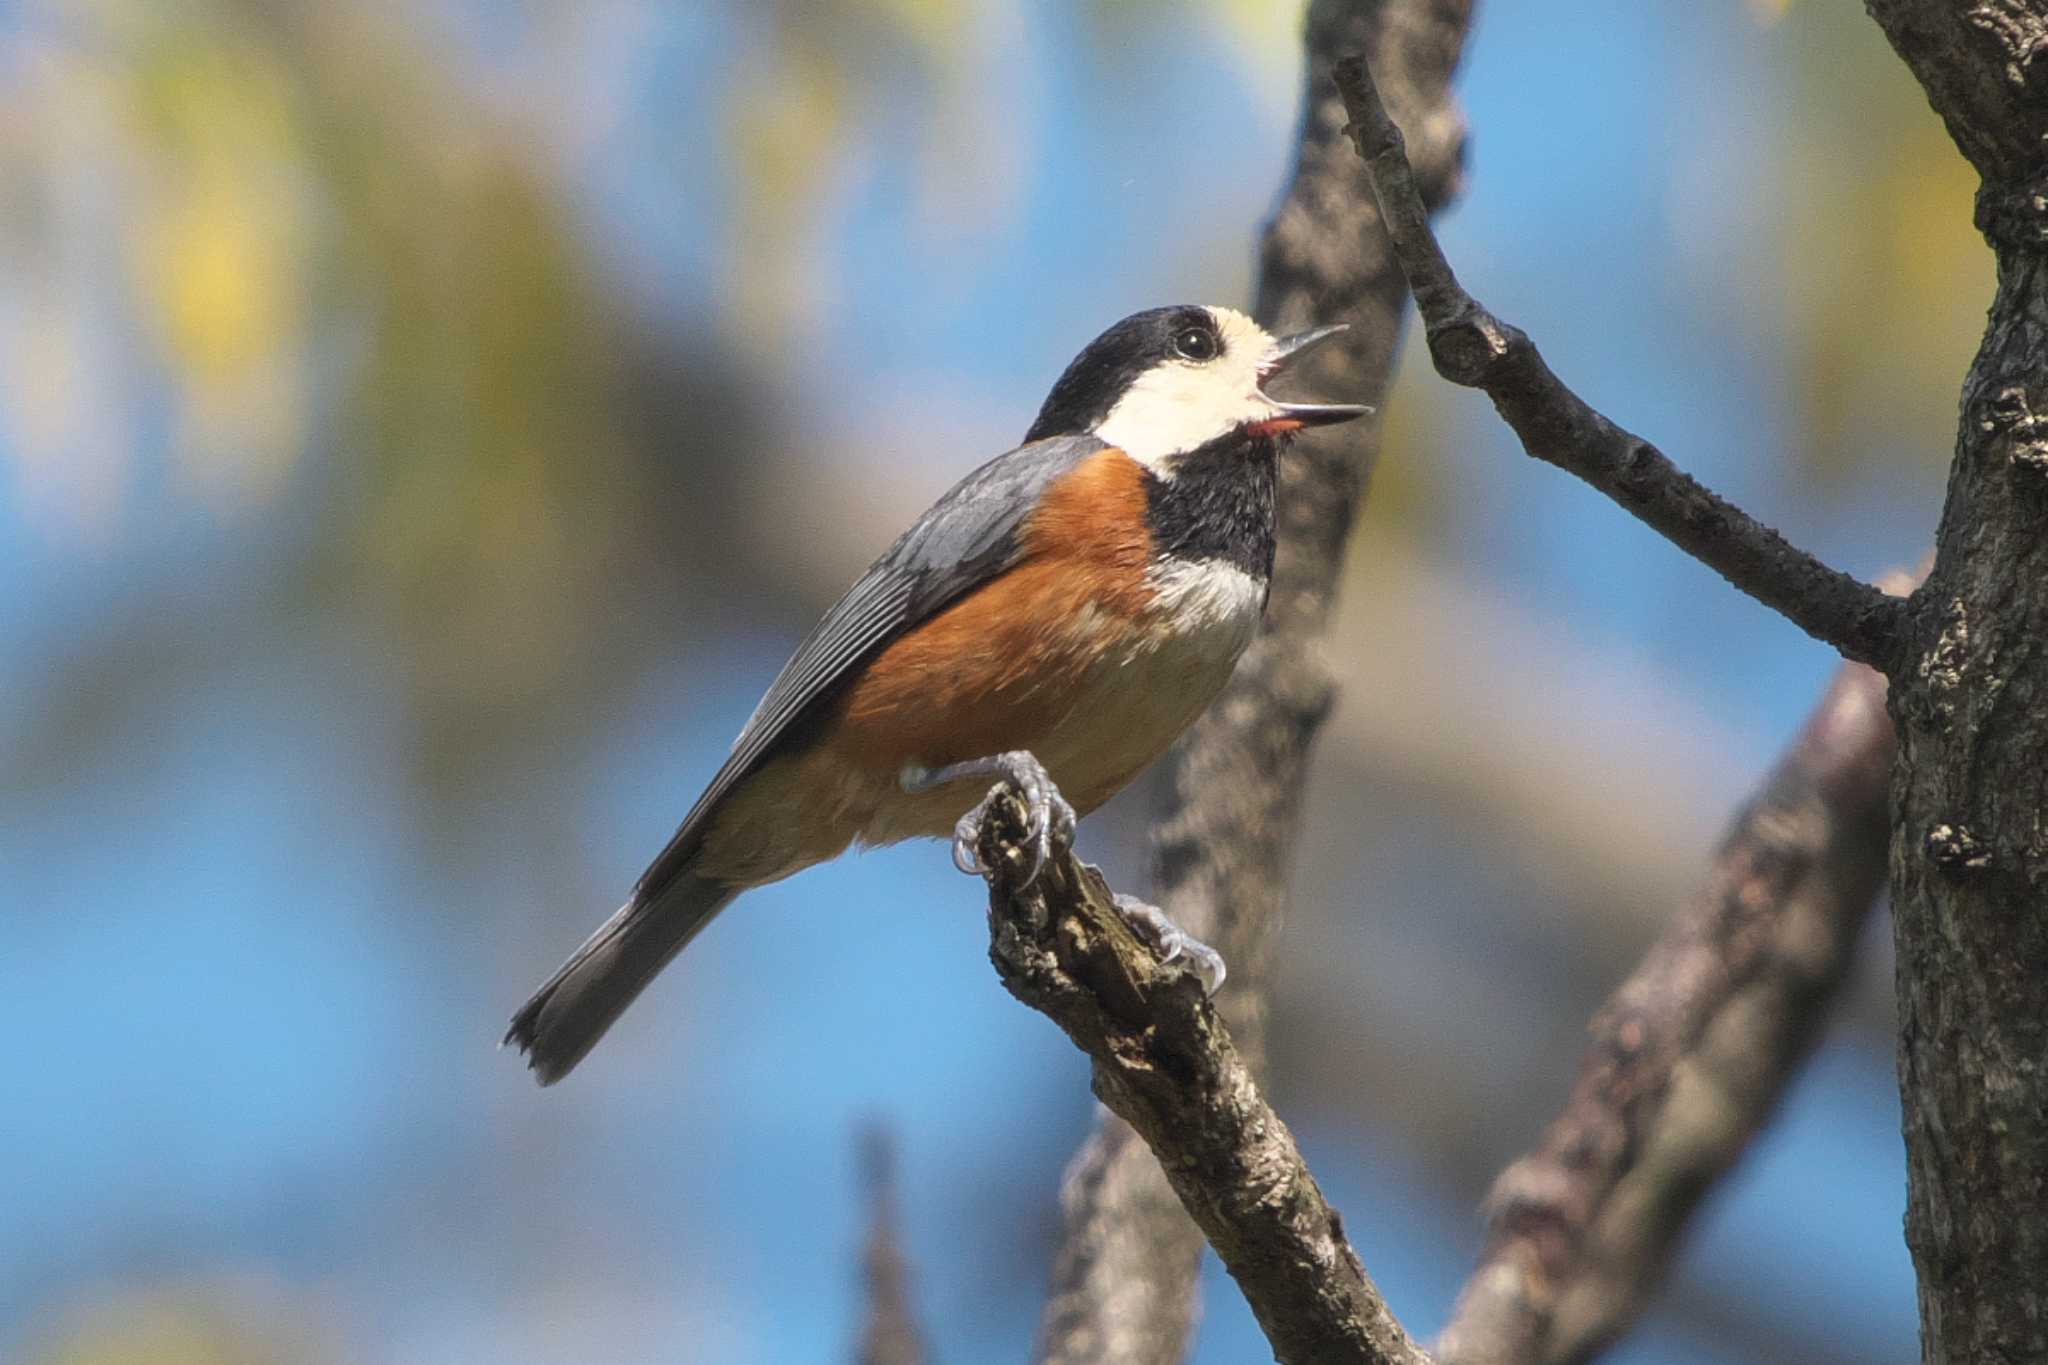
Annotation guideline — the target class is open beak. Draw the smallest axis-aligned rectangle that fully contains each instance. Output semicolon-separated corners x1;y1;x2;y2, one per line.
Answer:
1256;323;1372;428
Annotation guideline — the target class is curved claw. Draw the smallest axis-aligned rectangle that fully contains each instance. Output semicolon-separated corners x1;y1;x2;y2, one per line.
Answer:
951;801;990;875
1112;893;1228;995
905;751;1075;886
1022;810;1053;884
1050;796;1078;855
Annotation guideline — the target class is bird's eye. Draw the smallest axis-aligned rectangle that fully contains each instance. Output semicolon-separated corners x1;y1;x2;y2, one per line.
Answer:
1173;326;1219;362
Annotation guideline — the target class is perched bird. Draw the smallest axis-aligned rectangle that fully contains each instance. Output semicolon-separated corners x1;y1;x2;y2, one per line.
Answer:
507;304;1366;1083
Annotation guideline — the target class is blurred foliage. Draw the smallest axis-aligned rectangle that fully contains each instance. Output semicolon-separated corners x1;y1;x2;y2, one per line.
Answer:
1;3;765;806
0;0;1987;830
291;5;640;753
125;17;308;510
1774;0;1990;484
722;0;1012;353
1079;0;1298;78
27;1282;339;1365
0;0;1979;541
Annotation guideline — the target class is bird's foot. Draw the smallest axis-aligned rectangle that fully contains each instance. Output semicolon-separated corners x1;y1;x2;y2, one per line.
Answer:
901;750;1076;884
1112;894;1227;995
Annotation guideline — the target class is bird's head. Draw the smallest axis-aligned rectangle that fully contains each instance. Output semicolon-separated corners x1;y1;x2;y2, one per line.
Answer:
1024;305;1369;473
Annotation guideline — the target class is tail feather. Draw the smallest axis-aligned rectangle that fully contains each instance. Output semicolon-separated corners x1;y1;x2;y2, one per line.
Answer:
506;871;736;1085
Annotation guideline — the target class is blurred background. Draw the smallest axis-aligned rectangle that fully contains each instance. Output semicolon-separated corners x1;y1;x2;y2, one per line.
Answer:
0;1;1975;1361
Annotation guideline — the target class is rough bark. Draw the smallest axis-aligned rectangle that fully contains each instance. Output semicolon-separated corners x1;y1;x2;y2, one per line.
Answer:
978;799;1432;1365
1032;3;1474;1361
1863;0;2048;186
1435;637;1904;1365
1861;4;2048;1360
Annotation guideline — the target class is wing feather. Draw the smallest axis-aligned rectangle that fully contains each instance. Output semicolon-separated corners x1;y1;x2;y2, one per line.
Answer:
632;432;1108;901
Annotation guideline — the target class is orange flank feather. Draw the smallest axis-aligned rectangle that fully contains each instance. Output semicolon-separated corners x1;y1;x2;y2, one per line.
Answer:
833;447;1155;770
692;448;1181;886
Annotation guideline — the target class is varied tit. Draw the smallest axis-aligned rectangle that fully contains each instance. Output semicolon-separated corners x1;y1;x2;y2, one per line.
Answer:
507;304;1367;1084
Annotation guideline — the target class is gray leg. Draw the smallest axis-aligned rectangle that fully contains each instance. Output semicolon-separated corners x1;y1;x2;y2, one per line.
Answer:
901;750;1077;884
1112;893;1227;995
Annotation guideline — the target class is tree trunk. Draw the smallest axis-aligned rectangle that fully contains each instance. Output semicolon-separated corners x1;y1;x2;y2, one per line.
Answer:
1888;236;2048;1365
1865;3;2048;1359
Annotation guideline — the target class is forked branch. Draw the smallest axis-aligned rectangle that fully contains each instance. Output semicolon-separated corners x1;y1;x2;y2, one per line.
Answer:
1331;55;1908;673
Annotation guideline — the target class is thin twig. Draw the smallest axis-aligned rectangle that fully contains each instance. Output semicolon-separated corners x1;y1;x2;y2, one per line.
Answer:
1330;55;1908;673
976;797;1433;1365
1436;571;1915;1365
856;1126;927;1365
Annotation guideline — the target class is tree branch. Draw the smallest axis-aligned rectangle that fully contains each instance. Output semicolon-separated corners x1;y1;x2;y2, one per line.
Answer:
992;585;1905;1365
1033;3;1475;1356
988;605;1906;1365
976;798;1432;1365
1033;1112;1200;1365
855;1126;927;1365
1436;577;1909;1365
1330;55;1909;674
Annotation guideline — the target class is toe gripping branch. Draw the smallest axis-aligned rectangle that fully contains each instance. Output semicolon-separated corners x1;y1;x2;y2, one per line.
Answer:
966;786;1225;1030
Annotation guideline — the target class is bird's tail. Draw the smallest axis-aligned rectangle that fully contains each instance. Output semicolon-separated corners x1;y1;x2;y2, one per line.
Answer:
506;870;737;1085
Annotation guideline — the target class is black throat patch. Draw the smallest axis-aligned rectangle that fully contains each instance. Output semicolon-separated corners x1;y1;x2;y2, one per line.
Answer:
1142;429;1278;583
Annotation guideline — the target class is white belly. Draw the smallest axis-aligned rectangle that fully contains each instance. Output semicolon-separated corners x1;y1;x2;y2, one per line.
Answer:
1031;557;1265;806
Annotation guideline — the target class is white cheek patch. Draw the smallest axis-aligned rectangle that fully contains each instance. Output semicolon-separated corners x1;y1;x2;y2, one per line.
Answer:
1093;307;1281;476
1093;365;1273;473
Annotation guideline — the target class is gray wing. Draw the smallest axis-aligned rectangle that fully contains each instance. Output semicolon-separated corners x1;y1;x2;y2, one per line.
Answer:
632;432;1107;901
